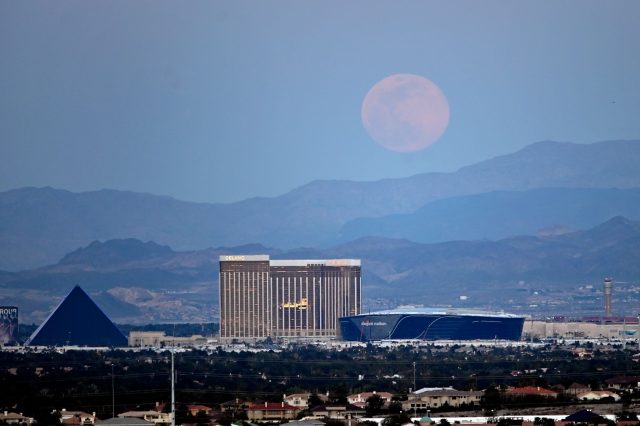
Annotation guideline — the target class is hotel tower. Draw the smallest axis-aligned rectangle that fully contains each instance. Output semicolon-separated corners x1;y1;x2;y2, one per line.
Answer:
219;255;361;341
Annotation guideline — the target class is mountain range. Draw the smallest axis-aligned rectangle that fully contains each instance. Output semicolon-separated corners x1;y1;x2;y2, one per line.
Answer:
2;139;640;271
339;187;640;243
2;138;640;324
2;216;639;324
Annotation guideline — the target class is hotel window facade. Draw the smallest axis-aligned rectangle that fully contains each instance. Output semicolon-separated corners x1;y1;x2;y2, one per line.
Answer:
219;255;361;340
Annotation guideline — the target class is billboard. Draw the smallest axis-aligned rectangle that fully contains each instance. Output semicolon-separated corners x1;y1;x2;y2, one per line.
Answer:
0;306;18;345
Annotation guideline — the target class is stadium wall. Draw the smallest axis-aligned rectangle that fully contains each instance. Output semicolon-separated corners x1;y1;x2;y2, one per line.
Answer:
339;310;524;342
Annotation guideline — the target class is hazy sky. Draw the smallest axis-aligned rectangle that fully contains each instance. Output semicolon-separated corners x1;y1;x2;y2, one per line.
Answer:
1;1;639;203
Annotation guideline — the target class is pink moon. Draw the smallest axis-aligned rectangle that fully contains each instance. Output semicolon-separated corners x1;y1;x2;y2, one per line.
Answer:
361;74;450;153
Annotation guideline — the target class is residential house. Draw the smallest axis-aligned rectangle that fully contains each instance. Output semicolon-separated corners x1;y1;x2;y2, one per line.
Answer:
604;375;640;390
576;390;621;401
118;411;170;425
563;383;590;397
402;387;483;411
58;409;97;425
283;393;312;409
246;402;299;421
0;411;36;425
220;399;249;414
187;405;214;417
310;403;366;420
347;391;394;408
96;419;153;425
505;386;558;398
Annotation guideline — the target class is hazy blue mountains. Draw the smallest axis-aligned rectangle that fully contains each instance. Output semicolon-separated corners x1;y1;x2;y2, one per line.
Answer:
339;187;640;243
1;139;639;271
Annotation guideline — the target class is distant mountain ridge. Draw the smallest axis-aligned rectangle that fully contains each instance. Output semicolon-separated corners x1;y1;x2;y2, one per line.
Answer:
0;238;280;324
304;216;640;316
59;239;174;269
340;187;640;243
2;217;639;323
1;139;640;270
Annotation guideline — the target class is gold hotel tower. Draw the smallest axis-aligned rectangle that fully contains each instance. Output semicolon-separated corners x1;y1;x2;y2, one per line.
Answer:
219;255;361;341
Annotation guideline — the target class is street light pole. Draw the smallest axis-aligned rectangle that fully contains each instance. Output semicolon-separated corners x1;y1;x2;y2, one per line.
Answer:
171;348;175;426
111;363;115;419
413;362;417;418
413;361;416;391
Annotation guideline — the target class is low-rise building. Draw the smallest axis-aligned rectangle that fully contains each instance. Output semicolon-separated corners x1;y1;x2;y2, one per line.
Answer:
220;399;249;414
605;375;640;390
0;411;35;425
58;409;97;425
246;402;299;421
563;383;590;396
283;393;312;408
577;390;621;401
523;319;640;340
282;419;326;426
118;410;170;425
402;388;483;411
505;386;558;398
347;391;394;408
186;405;214;416
128;331;207;347
96;419;153;425
310;404;366;420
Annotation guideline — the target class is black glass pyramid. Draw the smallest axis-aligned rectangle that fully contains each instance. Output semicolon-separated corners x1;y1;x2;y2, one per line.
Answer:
26;285;127;346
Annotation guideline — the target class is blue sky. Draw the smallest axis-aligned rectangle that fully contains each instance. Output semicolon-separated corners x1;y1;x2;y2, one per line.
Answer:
1;1;639;203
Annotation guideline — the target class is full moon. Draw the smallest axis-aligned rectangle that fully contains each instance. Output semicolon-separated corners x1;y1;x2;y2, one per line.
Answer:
361;74;450;153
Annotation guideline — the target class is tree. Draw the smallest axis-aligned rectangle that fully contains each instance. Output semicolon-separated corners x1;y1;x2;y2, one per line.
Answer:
388;401;403;414
366;394;385;416
534;417;555;426
194;410;210;425
33;409;61;425
481;385;502;413
174;403;193;425
330;384;349;404
308;393;325;408
383;413;411;426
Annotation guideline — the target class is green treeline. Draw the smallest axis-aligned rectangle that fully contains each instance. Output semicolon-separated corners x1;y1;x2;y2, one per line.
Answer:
0;342;638;424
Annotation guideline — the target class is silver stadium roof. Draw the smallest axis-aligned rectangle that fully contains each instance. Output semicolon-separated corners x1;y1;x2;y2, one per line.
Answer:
364;307;524;318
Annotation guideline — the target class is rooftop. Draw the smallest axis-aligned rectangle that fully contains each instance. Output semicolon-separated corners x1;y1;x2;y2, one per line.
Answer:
248;402;299;411
412;387;483;397
506;386;558;396
219;254;360;266
359;307;523;318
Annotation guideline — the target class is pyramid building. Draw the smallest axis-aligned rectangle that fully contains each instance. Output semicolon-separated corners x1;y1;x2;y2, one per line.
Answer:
26;285;127;346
